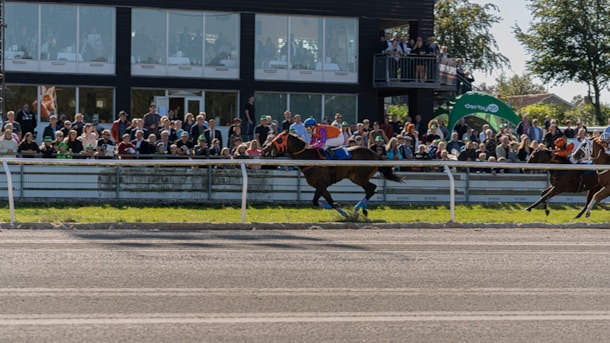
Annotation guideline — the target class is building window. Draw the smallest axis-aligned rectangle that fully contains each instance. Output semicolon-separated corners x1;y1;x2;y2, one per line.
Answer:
205;91;238;126
78;88;114;123
132;9;166;64
254;93;357;125
131;9;239;78
255;15;358;83
131;89;166;119
4;85;38;118
4;3;115;74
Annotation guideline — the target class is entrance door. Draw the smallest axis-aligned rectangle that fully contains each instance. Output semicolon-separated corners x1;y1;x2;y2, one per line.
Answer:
164;96;202;121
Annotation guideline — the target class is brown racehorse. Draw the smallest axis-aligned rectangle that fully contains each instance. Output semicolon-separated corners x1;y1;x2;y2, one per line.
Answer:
261;131;404;218
575;137;610;218
525;147;600;217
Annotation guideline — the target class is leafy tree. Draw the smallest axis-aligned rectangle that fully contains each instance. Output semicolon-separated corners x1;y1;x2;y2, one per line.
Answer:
435;0;509;74
514;0;610;124
387;103;409;123
495;73;546;99
519;103;566;125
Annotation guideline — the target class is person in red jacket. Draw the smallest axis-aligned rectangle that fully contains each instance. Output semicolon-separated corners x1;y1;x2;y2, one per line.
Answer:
111;110;131;143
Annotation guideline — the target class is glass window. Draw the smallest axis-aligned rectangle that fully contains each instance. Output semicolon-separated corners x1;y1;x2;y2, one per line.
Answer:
52;86;77;121
79;6;115;63
204;12;239;66
255;93;288;122
289;94;322;119
79;88;114;124
5;85;38;119
169;11;203;66
290;16;321;70
132;9;166;64
131;89;165;118
5;3;39;60
40;5;77;61
325;18;358;72
205;92;237;126
324;95;357;124
255;15;288;69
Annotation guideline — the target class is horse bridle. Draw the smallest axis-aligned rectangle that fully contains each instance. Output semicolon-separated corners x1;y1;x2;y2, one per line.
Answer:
271;132;307;156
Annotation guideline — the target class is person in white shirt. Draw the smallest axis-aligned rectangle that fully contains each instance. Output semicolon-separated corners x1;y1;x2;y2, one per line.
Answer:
0;129;19;156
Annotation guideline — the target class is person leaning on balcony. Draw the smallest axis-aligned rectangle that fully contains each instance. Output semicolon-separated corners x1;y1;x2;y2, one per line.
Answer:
18;132;40;158
410;37;427;82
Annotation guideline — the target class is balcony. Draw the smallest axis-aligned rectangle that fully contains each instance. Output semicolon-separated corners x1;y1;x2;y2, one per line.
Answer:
373;55;469;92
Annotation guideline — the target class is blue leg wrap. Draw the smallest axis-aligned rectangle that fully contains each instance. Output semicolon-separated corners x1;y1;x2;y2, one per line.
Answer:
336;208;348;217
320;202;333;209
355;198;370;211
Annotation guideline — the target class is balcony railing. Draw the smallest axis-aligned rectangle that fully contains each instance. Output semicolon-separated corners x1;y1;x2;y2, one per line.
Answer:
373;55;470;92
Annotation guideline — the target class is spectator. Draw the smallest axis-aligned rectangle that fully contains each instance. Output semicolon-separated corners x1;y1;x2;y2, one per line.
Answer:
60;120;73;138
402;122;419;148
182;112;196;134
243;96;256;141
527;119;544;143
3;111;22;140
204;119;222;148
43;115;61;141
96;129;115;158
454;117;469;140
386;137;404;161
16;103;37;137
437;119;450;140
367;121;388;148
425;122;442;143
209;138;221;156
18;132;40;157
233;144;249;159
56;142;72;159
111;110;131;143
117;133;136;159
228;117;242;139
81;123;99;149
254;115;270;147
71;113;86;136
157;117;177;143
132;129;153;156
129;118;149;140
176;132;194;156
193;135;210;159
143;104;161;131
446;131;464;155
281;110;293;131
246;140;262;170
341;122;352;146
2;123;20;143
65;130;84;156
399;136;414;160
495;135;511;160
543;124;563;149
190;113;209;142
564;119;576;138
156;130;172;154
289;114;307;140
39;136;55;158
228;125;243;153
330;113;343;129
53;131;65;149
370;136;387;159
517;134;532;162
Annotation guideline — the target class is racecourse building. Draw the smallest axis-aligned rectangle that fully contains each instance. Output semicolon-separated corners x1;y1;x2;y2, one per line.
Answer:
1;0;440;139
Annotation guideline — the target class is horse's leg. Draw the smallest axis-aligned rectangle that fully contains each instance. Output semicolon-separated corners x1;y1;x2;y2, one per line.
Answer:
525;186;556;215
584;186;607;218
576;188;598;218
594;187;610;212
350;169;378;217
318;187;347;217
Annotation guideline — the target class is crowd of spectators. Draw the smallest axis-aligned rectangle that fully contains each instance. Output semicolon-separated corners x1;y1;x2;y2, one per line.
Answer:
0;103;597;175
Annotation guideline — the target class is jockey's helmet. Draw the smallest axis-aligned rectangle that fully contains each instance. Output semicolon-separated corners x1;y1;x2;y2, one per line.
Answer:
304;117;317;127
554;137;567;149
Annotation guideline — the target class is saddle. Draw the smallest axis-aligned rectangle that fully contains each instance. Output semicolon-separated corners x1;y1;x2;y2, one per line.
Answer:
322;147;352;160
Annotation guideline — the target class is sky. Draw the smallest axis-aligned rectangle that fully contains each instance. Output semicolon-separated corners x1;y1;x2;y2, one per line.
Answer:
469;0;610;104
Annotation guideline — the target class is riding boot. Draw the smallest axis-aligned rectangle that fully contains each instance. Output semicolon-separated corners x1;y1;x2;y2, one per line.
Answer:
326;147;336;160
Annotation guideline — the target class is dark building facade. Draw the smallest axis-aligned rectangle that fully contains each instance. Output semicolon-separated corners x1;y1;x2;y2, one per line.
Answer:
2;0;436;140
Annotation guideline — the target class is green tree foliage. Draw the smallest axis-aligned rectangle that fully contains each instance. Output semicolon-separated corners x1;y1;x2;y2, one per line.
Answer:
565;103;610;127
519;103;566;125
435;0;509;74
495;73;546;98
514;0;610;124
387;103;409;124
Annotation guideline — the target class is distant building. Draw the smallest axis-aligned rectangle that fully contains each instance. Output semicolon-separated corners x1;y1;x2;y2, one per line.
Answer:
506;93;575;110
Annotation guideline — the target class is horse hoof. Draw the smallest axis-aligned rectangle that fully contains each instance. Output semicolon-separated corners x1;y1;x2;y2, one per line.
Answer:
585;212;591;218
545;210;550;216
362;209;368;217
525;208;531;212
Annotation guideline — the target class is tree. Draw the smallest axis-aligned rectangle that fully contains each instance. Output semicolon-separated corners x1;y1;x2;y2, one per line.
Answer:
514;0;610;125
495;73;546;99
435;0;509;74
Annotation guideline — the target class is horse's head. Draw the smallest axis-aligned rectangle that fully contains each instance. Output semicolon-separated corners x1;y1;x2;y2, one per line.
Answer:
527;147;553;164
261;131;289;156
572;139;592;161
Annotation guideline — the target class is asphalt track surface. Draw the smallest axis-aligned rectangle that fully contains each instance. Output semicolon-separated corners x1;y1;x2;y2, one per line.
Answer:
1;225;610;342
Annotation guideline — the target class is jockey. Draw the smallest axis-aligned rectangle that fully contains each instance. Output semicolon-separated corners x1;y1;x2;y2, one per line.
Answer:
304;117;344;158
554;137;574;159
601;132;610;155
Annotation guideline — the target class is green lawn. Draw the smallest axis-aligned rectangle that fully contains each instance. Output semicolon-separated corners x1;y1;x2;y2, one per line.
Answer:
1;204;607;224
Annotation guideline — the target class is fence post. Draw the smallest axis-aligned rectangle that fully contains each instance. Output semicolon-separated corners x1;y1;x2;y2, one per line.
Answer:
2;159;16;224
444;163;455;222
240;161;248;223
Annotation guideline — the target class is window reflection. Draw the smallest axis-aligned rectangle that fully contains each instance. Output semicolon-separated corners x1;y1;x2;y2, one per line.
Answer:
5;3;38;60
79;88;114;123
325;18;358;72
132;9;166;64
255;15;288;69
204;12;239;67
79;7;115;63
169;11;203;66
41;5;77;61
289;16;321;70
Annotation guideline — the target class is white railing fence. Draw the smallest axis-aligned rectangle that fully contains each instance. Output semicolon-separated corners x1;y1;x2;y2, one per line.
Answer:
1;157;607;224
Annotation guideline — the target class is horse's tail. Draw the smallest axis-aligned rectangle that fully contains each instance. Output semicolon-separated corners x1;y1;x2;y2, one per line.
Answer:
378;166;405;183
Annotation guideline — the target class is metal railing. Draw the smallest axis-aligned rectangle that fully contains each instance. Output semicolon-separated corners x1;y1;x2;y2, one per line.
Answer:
1;157;607;224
